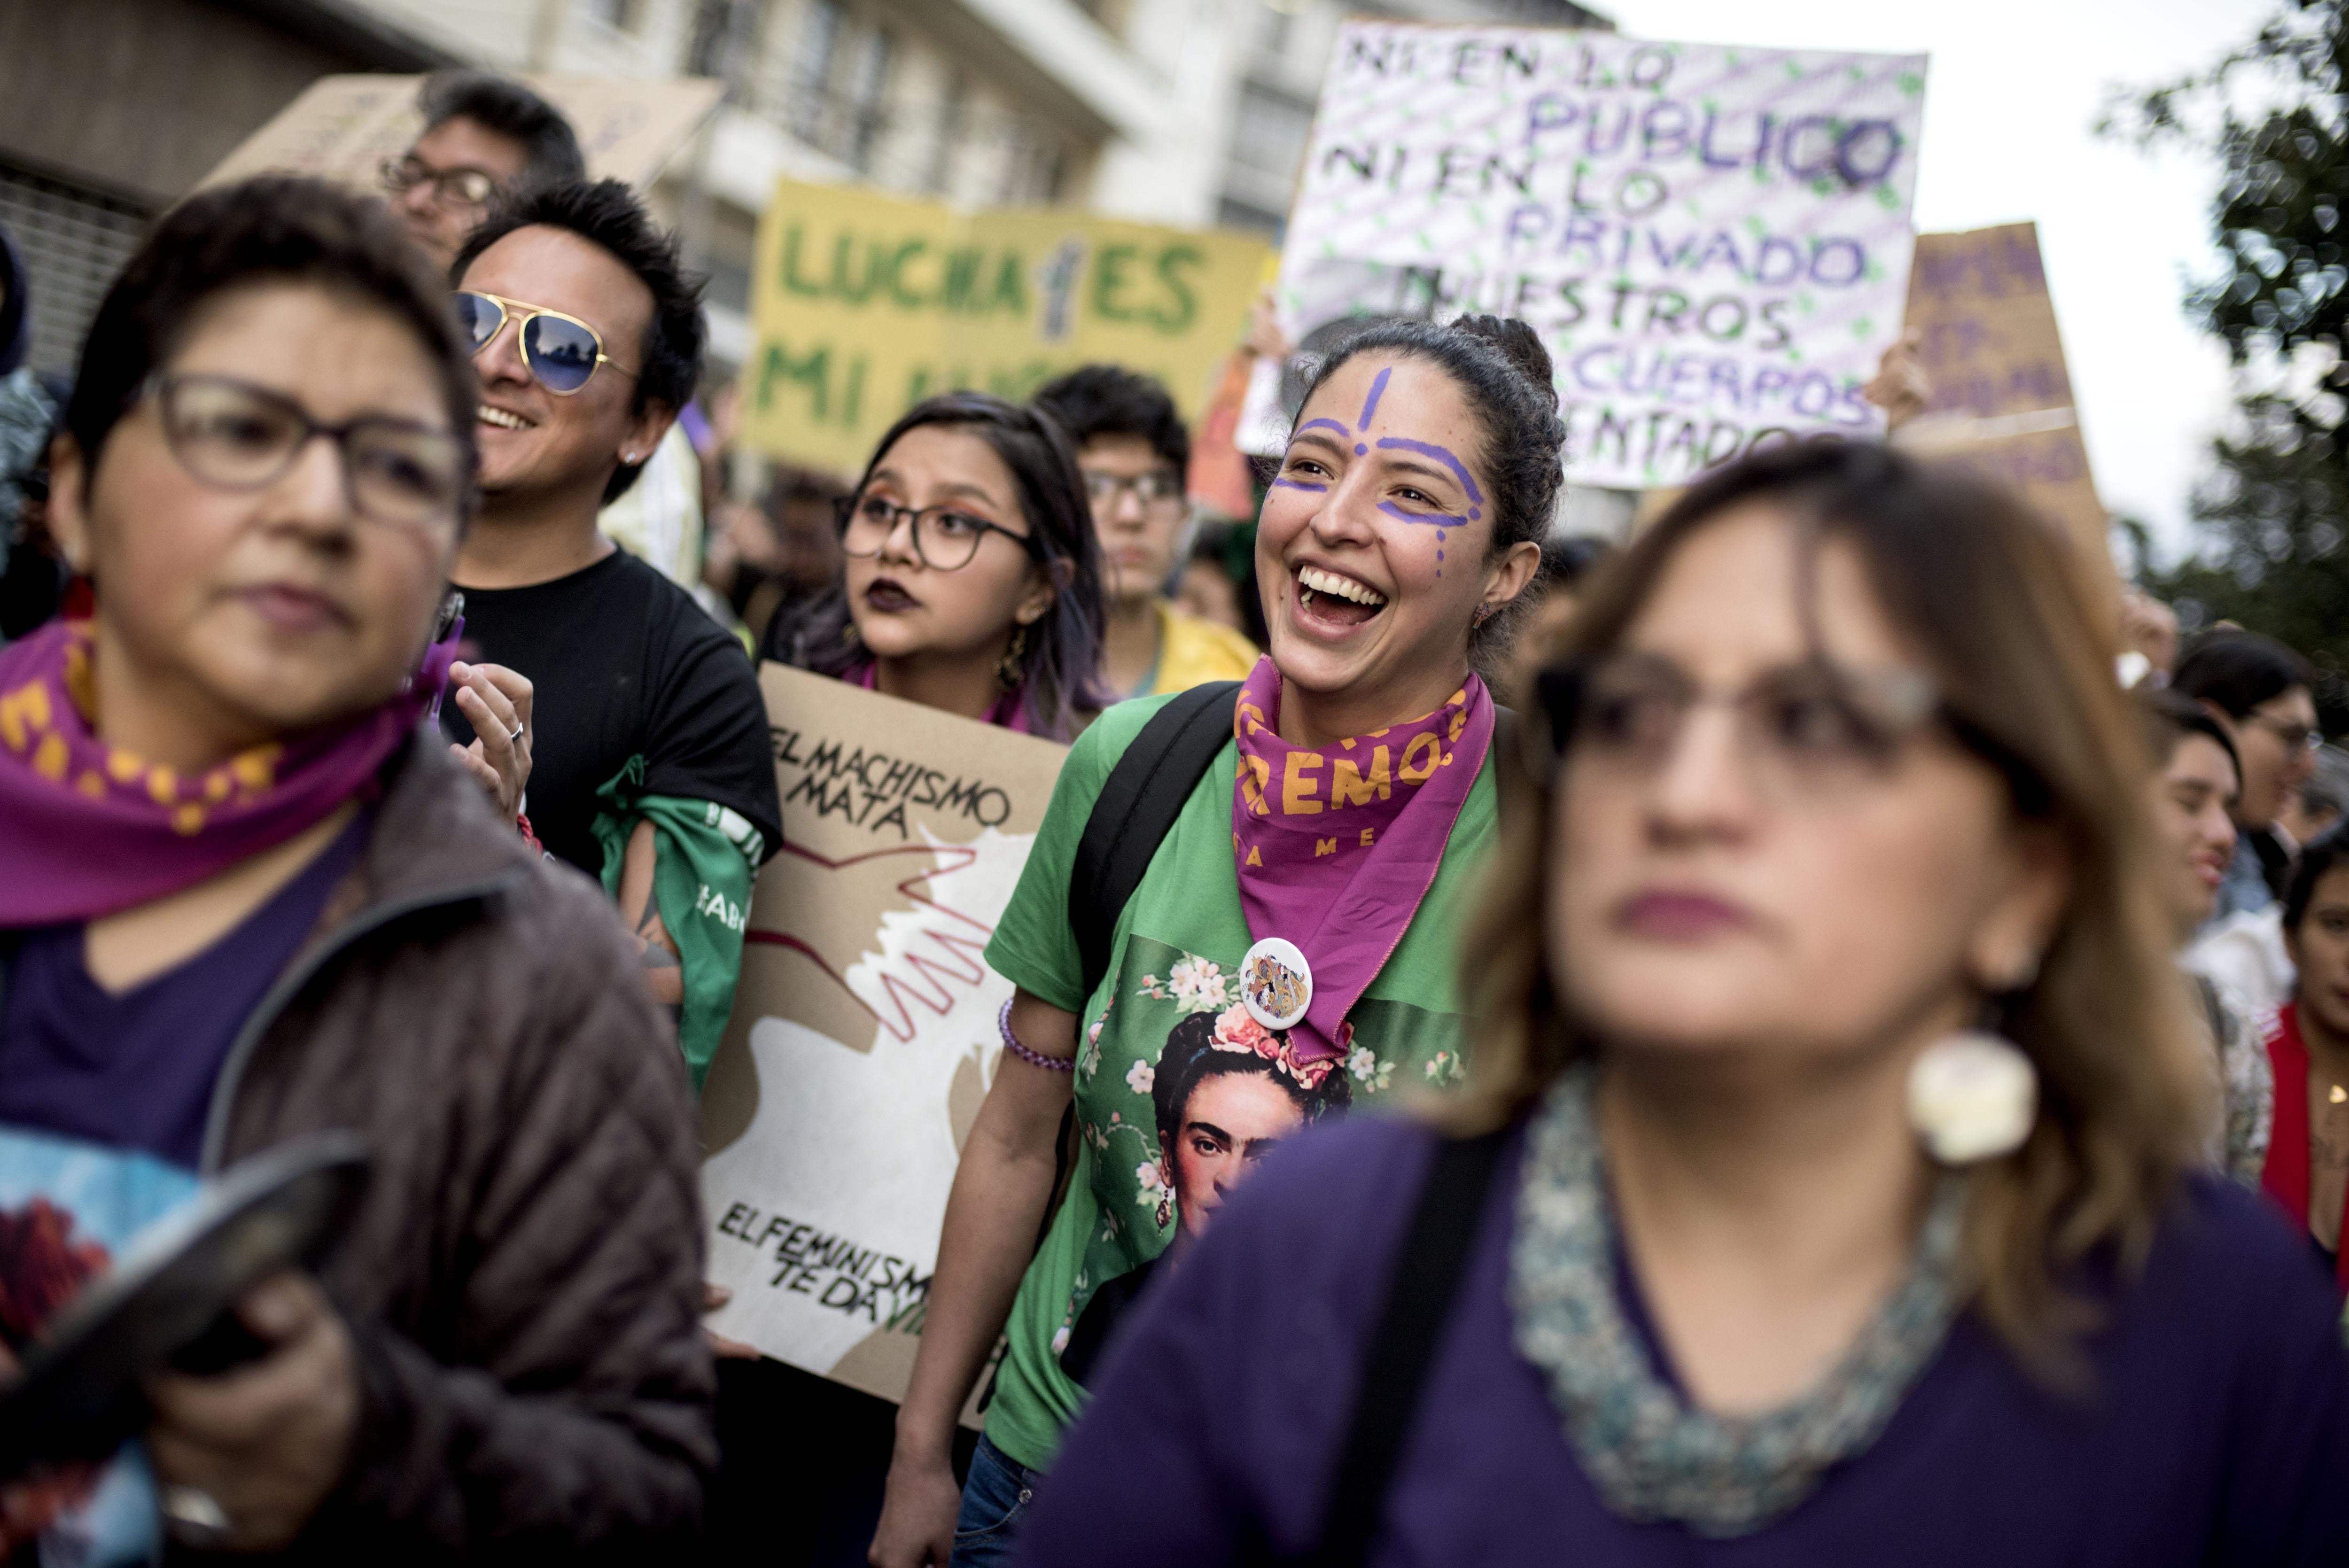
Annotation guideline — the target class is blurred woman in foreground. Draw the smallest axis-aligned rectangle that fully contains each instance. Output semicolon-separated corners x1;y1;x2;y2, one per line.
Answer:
1015;442;2349;1565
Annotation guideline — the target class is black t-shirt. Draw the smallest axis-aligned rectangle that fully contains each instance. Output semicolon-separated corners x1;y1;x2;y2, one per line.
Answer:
441;550;781;879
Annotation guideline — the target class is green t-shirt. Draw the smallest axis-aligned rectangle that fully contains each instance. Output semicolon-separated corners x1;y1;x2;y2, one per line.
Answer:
979;691;1497;1471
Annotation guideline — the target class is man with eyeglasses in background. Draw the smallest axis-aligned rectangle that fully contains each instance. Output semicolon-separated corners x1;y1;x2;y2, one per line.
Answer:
439;179;779;1089
382;71;586;273
1034;366;1259;698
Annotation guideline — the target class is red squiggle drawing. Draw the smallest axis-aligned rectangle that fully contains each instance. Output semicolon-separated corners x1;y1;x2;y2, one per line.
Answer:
744;841;999;1045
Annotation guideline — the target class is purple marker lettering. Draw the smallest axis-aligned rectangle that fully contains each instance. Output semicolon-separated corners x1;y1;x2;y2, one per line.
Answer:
1373;437;1486;505
1358;366;1392;428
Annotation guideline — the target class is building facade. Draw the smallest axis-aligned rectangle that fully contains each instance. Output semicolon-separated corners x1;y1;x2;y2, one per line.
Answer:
0;0;1609;380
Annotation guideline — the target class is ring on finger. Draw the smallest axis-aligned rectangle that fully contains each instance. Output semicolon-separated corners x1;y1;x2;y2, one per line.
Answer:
507;722;525;744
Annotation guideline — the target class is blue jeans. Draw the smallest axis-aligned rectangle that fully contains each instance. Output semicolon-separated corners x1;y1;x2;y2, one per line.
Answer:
950;1433;1039;1568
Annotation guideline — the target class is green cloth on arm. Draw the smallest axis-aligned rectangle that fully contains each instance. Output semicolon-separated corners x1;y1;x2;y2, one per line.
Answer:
976;692;1497;1472
591;754;766;1089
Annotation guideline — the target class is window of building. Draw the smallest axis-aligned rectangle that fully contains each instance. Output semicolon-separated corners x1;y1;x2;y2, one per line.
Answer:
0;158;154;375
841;25;894;173
925;74;967;194
784;0;845;146
588;0;647;33
1229;80;1315;191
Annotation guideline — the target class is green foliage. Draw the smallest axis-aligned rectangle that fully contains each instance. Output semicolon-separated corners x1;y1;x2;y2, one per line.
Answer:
2104;0;2349;726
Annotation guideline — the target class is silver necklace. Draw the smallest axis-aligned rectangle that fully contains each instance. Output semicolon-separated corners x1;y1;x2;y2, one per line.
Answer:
1508;1064;1966;1537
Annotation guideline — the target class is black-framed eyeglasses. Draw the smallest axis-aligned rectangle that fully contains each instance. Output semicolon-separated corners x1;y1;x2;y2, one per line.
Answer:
1083;467;1187;518
835;492;1044;572
145;373;466;533
381;155;500;208
2250;713;2325;754
453;292;638;397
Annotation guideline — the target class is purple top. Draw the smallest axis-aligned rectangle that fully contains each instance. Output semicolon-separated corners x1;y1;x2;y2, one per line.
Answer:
0;812;366;1169
1016;1114;2349;1567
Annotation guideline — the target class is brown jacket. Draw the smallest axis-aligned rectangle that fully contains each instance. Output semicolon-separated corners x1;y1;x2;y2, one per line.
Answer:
192;735;714;1561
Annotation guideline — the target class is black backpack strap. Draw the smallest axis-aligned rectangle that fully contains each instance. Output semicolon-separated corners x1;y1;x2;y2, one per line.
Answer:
1310;1128;1510;1568
1067;680;1243;1001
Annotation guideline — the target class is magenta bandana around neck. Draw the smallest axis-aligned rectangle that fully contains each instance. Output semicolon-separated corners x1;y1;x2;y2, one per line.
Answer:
1228;654;1493;1064
847;660;1035;735
0;619;452;927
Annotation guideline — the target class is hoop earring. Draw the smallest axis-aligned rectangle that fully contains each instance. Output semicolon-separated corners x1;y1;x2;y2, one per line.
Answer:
998;622;1030;690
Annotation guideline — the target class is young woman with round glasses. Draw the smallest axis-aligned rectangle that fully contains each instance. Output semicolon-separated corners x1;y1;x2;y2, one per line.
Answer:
1013;440;2349;1566
773;391;1110;740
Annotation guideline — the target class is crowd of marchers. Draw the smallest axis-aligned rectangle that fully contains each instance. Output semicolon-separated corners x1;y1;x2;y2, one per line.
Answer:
0;68;2344;1568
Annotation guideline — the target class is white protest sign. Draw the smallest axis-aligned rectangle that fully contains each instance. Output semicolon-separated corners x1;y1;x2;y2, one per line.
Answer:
698;665;1066;1416
1242;23;1929;489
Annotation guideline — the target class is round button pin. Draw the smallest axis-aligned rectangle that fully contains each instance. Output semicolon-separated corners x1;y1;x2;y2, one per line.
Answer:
1239;937;1312;1032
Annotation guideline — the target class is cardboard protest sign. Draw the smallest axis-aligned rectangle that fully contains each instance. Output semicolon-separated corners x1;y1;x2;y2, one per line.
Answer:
194;74;723;194
739;178;1271;475
1241;23;1929;489
698;664;1067;1410
1899;223;2110;577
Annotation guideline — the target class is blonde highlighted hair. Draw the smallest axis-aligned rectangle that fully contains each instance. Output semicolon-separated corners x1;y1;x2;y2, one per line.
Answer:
1463;440;2207;1366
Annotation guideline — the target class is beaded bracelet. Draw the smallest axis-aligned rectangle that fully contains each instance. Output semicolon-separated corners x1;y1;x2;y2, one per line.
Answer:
999;998;1074;1072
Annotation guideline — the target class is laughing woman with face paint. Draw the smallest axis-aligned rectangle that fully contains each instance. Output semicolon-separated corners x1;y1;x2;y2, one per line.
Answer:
869;318;1550;1568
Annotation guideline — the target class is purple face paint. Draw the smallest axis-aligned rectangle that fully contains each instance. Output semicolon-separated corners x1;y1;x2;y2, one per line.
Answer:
1298;418;1353;442
1374;437;1486;506
1357;366;1392;429
1273;479;1329;492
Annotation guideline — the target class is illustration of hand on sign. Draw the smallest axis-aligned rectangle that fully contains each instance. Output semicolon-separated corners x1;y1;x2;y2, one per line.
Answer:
742;841;994;1054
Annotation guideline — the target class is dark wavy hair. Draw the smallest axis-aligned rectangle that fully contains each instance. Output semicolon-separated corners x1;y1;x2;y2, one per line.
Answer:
2172;629;2313;721
1033;364;1191;473
775;392;1111;740
452;179;705;503
417;69;585;191
1150;1011;1351;1161
2284;822;2349;933
2137;686;2241;784
1288;314;1566;674
64;176;477;520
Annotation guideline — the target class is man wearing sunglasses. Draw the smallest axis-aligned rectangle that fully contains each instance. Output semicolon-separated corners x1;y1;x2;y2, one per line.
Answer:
383;71;585;273
1032;365;1258;699
441;179;780;1089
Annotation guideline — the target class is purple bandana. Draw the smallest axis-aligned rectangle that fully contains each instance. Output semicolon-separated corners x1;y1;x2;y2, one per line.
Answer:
1229;655;1493;1063
0;619;452;926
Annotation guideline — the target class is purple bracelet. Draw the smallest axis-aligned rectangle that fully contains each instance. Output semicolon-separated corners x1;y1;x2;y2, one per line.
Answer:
999;998;1074;1072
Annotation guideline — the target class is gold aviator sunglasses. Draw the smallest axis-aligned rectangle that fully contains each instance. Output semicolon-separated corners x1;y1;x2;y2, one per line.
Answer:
454;291;638;396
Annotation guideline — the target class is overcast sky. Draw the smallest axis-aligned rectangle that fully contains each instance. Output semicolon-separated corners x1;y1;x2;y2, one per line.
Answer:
1603;0;2271;560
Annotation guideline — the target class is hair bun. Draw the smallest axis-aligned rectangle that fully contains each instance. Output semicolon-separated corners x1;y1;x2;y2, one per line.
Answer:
1452;314;1556;404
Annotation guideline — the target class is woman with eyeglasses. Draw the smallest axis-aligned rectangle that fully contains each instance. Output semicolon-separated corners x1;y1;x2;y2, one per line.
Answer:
0;178;715;1561
869;317;1549;1568
771;391;1111;740
1012;442;2349;1567
708;391;1109;1560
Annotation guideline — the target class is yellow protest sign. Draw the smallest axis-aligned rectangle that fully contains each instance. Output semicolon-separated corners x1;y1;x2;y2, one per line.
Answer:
740;179;1272;475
